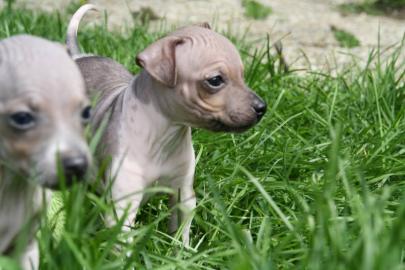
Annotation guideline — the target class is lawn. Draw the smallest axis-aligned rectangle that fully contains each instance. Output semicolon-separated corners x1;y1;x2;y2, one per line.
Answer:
0;4;405;270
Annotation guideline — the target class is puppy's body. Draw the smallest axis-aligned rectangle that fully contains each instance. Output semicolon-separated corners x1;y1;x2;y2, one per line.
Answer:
76;56;195;241
0;35;91;269
69;4;266;246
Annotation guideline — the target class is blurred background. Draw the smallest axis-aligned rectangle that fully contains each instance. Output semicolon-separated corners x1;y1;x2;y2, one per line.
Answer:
1;0;403;72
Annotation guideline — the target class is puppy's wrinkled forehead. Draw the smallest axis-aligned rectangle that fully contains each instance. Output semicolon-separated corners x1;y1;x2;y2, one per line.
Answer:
170;26;244;70
0;35;85;104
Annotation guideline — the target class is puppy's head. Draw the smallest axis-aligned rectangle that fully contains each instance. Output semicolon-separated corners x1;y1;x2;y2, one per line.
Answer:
136;24;266;132
0;35;91;189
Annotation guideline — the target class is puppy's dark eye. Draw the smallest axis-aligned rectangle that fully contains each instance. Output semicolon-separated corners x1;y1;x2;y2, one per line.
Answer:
205;75;225;89
9;112;36;130
81;106;92;124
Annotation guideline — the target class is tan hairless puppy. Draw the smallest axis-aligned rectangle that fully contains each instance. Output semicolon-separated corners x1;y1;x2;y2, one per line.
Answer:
67;4;266;246
0;35;91;269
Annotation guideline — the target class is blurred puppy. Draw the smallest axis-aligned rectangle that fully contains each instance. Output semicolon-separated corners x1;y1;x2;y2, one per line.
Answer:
67;4;266;246
0;35;92;269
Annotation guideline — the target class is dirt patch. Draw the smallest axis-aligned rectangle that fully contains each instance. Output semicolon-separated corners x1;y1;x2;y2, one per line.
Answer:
1;0;404;72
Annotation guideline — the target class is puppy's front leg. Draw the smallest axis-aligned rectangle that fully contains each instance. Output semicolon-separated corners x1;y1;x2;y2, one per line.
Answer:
168;189;180;235
109;162;145;231
169;174;196;247
180;184;196;247
21;240;39;270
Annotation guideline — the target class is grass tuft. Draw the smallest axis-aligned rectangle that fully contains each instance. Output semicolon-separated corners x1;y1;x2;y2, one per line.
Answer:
338;0;405;19
242;0;272;20
331;25;361;48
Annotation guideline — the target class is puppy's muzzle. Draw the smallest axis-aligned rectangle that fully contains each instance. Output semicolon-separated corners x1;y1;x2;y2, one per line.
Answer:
252;95;267;122
61;154;88;185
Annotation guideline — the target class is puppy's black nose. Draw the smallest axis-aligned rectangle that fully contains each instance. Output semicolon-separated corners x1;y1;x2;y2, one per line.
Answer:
62;155;88;181
253;98;267;120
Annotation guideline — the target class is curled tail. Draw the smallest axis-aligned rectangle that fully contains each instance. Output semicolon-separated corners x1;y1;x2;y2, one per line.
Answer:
66;4;98;57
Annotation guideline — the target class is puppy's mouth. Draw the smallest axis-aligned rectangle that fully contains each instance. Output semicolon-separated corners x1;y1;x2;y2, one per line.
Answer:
36;165;88;190
42;181;64;190
207;119;257;133
42;174;85;190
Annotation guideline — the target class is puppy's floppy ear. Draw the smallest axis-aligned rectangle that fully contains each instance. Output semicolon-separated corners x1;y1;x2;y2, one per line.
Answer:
136;36;185;88
195;22;211;29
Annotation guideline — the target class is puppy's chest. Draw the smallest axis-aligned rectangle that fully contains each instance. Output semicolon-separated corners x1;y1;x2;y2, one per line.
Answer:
120;140;194;185
0;185;42;253
131;150;192;183
116;124;194;183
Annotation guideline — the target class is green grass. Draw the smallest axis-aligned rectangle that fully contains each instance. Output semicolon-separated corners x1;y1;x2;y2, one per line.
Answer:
338;0;405;18
1;5;405;270
331;26;360;48
242;0;272;20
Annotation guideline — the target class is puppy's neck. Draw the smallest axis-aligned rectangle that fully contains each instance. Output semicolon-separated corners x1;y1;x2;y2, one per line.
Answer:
128;71;186;130
131;71;179;121
115;71;190;162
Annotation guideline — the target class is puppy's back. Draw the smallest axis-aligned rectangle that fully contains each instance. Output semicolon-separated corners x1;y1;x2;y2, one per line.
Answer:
76;56;132;98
